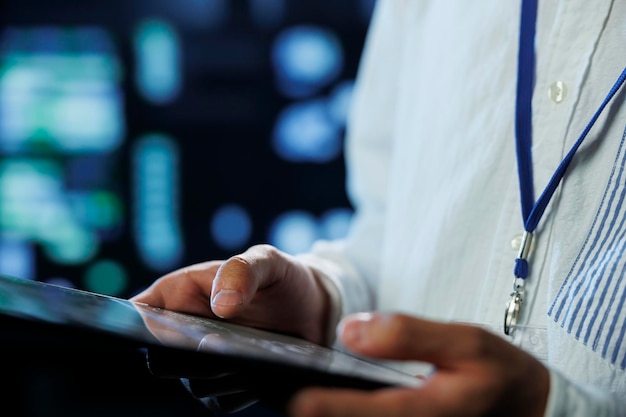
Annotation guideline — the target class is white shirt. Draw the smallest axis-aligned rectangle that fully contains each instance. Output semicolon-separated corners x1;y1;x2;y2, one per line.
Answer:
298;1;626;416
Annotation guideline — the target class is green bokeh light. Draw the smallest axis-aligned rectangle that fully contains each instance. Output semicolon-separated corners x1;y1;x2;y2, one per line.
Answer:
83;259;128;296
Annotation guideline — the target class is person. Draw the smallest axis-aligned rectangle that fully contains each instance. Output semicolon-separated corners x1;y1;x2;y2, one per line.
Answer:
131;1;626;416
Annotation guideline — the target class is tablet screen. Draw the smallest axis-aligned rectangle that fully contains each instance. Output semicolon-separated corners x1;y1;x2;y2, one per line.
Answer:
0;273;422;390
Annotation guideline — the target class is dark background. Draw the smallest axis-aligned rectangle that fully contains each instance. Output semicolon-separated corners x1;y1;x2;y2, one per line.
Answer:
0;1;373;416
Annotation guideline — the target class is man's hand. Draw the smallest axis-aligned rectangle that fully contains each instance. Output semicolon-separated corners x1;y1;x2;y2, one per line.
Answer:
130;244;334;414
288;313;550;417
131;244;331;345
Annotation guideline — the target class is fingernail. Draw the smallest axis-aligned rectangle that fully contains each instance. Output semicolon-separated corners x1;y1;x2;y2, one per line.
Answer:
341;321;364;345
338;313;374;345
211;289;244;306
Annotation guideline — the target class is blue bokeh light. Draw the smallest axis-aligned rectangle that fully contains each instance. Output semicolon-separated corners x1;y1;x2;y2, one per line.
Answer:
319;207;353;240
272;99;342;163
211;204;253;251
326;80;354;126
134;19;181;105
268;210;318;254
0;237;33;280
272;25;343;98
132;133;183;271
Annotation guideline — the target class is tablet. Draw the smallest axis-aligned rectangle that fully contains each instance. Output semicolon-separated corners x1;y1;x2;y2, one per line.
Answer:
0;273;422;402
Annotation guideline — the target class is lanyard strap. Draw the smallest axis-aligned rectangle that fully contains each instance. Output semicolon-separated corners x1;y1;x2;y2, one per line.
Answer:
515;0;538;224
513;0;626;280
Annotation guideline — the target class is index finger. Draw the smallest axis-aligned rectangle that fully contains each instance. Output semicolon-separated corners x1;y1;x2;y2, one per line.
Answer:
338;313;514;366
130;260;223;318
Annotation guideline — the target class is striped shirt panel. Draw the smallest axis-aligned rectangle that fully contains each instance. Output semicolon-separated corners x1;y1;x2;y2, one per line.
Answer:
549;124;626;369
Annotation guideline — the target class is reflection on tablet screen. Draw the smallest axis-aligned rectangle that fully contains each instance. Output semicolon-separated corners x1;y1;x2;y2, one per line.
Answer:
0;273;422;388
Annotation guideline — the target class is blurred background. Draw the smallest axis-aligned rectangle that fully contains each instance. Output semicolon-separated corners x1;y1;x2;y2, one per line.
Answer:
0;0;373;415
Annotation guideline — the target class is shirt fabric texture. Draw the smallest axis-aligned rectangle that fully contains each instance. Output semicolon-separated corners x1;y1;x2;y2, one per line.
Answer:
297;1;626;416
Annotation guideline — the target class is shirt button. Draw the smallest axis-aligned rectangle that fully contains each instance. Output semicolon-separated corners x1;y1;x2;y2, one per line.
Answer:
510;233;535;254
548;81;568;103
511;234;523;251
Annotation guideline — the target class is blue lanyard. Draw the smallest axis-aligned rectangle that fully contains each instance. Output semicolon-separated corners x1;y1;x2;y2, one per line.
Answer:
513;0;626;280
515;0;538;227
506;0;626;334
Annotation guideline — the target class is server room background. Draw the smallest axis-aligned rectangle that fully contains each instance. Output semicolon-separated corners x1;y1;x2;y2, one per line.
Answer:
0;1;374;416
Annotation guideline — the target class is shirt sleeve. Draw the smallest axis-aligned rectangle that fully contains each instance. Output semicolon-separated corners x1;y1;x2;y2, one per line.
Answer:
295;0;410;328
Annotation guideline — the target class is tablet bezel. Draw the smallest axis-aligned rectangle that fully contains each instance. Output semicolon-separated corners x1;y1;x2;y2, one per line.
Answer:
0;273;422;392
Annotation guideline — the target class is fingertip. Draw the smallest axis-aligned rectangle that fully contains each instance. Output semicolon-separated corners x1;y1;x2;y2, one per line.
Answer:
337;313;372;346
210;289;245;318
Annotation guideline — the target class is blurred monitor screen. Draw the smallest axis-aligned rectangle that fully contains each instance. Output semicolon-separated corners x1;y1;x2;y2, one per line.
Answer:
0;0;372;298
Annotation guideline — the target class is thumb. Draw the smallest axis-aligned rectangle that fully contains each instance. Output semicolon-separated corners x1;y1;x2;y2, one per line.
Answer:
210;244;291;318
